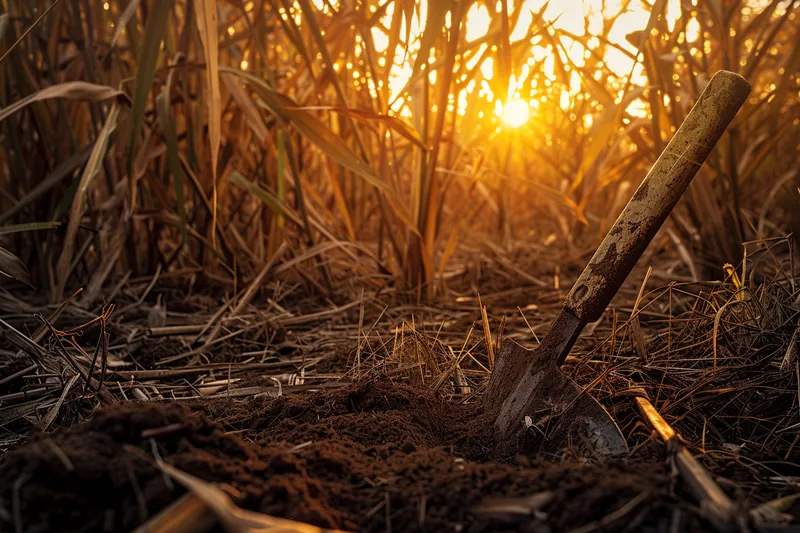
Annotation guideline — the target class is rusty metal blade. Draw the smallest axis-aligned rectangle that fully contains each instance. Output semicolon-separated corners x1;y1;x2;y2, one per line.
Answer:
490;340;628;456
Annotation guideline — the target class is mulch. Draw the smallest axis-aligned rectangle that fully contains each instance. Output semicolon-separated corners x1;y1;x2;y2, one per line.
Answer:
0;380;707;533
1;239;798;532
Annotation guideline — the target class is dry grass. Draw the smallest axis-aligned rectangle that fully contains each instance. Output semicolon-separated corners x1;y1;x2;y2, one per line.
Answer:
1;235;798;503
567;236;800;499
0;0;797;302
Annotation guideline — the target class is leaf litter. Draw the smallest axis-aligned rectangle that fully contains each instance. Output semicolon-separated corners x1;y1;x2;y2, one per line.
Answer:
1;238;799;532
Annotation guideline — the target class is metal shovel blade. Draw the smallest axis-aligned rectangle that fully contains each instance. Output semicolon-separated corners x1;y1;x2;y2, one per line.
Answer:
488;340;628;457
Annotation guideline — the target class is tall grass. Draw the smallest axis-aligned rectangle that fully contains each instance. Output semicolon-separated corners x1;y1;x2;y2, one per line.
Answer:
0;0;797;302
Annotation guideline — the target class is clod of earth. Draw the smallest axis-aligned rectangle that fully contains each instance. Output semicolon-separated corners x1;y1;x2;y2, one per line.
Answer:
2;382;706;533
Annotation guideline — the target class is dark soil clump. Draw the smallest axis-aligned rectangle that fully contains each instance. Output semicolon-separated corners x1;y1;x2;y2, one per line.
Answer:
206;380;497;460
0;380;711;533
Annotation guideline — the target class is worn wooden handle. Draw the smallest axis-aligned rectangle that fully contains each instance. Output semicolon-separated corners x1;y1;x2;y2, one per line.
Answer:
565;71;751;323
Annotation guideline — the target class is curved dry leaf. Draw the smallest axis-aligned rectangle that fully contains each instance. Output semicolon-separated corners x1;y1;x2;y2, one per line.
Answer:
572;86;647;196
222;73;269;144
57;103;121;299
219;68;398;193
0;82;125;123
739;119;792;185
0;222;61;236
218;72;422;236
38;374;80;431
159;463;352;533
228;172;302;228
0;246;33;288
287;106;428;149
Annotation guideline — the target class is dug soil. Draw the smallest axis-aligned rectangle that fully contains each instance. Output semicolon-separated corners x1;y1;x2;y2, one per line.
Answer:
0;380;715;533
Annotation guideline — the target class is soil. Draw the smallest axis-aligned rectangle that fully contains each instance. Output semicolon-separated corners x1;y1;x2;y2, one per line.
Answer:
0;380;712;533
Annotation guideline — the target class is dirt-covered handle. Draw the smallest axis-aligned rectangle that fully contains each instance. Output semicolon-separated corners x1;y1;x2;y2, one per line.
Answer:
565;71;751;323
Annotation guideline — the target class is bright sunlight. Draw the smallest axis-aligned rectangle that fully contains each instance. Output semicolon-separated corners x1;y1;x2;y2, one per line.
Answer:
500;99;530;128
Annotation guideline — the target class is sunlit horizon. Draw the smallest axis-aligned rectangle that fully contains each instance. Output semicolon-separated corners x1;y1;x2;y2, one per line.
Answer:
370;0;676;125
291;0;670;127
269;0;784;130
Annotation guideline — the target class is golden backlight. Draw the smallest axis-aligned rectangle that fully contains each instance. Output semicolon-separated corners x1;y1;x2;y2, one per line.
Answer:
305;0;689;125
500;99;530;128
412;1;671;123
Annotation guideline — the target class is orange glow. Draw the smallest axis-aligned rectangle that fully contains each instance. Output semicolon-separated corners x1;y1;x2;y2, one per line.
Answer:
382;0;680;119
301;0;687;122
500;99;530;128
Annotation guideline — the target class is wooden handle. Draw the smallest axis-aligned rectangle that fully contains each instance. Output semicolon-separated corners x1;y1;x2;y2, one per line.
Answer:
565;71;751;323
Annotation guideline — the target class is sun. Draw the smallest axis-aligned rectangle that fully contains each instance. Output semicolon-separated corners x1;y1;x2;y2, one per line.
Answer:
500;99;530;128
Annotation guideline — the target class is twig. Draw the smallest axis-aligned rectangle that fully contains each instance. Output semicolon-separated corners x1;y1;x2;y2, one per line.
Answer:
635;397;737;532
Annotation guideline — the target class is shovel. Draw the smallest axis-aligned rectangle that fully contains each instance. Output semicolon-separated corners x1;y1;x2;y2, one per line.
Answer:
486;70;751;455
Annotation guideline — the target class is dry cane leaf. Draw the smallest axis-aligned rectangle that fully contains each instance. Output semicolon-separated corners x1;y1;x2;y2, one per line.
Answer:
38;374;80;431
287;105;428;149
159;463;352;533
0;82;124;123
195;0;222;246
222;73;269;144
0;222;61;235
0;246;33;288
56;103;121;299
222;67;419;233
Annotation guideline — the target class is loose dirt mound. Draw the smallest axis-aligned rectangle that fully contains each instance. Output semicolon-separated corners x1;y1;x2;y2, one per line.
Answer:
0;381;708;533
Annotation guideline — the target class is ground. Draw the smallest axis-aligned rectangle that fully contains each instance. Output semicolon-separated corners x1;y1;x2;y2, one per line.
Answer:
0;240;798;532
